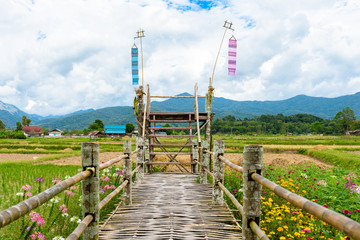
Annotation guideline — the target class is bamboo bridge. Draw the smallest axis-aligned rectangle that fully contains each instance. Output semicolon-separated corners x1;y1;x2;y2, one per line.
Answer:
99;173;242;239
1;83;360;240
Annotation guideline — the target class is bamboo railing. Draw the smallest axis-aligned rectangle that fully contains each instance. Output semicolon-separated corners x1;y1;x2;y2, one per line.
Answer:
0;140;144;240
196;140;360;240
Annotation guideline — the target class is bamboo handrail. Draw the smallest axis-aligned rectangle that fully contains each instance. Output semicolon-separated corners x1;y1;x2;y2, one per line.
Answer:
203;149;213;155
0;168;94;228
99;155;127;171
218;182;243;215
219;155;243;172
219;182;268;240
66;214;94;240
251;173;360;240
131;148;140;155
99;180;129;210
205;168;214;177
131;165;141;176
249;221;270;240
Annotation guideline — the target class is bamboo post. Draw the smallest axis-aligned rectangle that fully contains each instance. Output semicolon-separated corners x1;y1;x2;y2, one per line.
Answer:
144;138;150;173
123;140;132;205
137;86;143;137
136;137;144;183
205;89;213;167
192;139;199;173
199;140;209;184
81;143;100;240
213;140;224;204
243;145;263;240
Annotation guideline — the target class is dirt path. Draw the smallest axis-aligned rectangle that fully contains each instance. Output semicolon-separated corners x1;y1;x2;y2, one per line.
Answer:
41;152;133;166
0;153;50;163
0;151;333;170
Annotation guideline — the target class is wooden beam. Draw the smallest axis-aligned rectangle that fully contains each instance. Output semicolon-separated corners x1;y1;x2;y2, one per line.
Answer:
150;96;206;98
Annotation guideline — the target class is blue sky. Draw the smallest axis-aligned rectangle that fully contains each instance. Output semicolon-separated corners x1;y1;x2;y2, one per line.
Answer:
0;0;360;115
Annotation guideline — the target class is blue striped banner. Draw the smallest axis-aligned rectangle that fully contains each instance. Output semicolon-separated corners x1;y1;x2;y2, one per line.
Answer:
131;46;139;85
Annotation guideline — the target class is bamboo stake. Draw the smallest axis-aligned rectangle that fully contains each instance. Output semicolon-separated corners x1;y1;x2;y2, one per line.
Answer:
243;145;263;240
194;83;201;144
142;84;149;138
213;140;225;205
123;140;132;205
81;142;100;240
136;136;144;183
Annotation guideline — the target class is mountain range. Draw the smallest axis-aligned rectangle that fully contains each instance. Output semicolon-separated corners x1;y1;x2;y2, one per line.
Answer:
1;92;360;130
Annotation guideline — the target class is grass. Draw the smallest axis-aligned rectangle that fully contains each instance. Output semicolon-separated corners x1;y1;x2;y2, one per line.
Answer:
1;135;360;239
300;149;360;169
0;162;125;239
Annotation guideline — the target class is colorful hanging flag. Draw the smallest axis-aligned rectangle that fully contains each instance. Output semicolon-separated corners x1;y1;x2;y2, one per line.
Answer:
131;44;139;85
228;37;237;76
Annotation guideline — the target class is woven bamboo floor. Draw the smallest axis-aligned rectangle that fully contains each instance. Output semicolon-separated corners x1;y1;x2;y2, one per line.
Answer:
99;173;242;239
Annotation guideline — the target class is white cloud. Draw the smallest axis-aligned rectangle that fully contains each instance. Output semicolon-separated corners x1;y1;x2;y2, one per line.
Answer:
0;0;359;115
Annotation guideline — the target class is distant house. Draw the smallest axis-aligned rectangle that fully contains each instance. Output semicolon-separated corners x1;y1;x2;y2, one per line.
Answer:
346;129;360;136
22;126;42;137
48;129;63;137
87;131;104;139
104;125;126;137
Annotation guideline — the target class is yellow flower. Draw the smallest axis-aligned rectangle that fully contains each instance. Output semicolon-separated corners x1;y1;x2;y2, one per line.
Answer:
283;226;288;230
269;231;275;235
277;227;284;232
280;237;286;240
294;232;300;237
302;190;307;194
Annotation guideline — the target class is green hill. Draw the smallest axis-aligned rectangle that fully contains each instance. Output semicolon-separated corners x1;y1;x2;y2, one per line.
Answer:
2;92;360;130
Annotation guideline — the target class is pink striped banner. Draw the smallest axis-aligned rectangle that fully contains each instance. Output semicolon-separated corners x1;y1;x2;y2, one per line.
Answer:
228;39;237;76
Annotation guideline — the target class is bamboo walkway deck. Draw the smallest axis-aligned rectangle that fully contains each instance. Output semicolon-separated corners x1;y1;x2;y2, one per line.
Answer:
99;173;242;239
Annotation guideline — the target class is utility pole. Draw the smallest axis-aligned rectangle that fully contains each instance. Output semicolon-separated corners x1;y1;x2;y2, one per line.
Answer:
134;28;145;88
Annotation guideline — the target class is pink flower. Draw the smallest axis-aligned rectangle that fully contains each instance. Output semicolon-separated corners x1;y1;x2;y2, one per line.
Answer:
301;229;311;233
101;176;109;182
29;211;45;226
354;209;360;212
37;232;45;240
25;192;32;197
52;178;61;184
22;185;31;191
70;186;76;190
30;234;36;239
65;190;74;196
59;204;68;213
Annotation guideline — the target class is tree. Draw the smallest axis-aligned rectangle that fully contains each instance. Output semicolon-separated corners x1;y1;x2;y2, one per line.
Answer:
16;122;22;131
333;107;356;133
88;119;104;131
126;123;135;133
22;116;31;126
0;120;5;130
162;123;173;135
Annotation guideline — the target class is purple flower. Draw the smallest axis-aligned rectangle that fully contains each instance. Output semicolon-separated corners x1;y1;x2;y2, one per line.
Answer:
36;177;44;182
345;180;357;189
